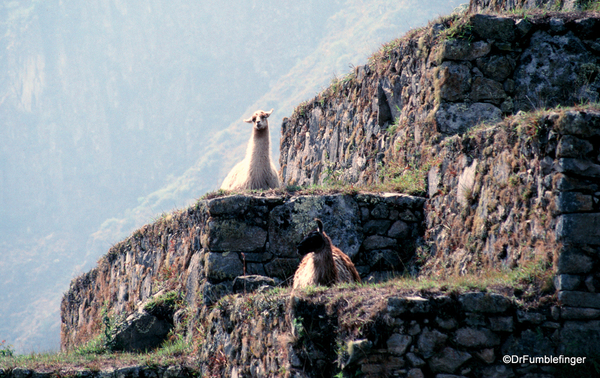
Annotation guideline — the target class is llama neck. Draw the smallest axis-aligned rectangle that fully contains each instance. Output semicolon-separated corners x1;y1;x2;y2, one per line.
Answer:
313;238;338;285
246;128;271;164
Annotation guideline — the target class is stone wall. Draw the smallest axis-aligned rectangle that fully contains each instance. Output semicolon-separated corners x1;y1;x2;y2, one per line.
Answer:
279;11;600;188
197;287;599;377
422;108;600;275
468;0;598;13
60;193;425;351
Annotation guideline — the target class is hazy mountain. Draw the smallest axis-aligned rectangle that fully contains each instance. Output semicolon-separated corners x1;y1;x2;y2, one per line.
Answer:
0;0;463;353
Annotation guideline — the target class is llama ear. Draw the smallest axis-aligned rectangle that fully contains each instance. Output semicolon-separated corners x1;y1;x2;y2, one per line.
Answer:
243;117;253;124
315;218;324;233
265;109;274;117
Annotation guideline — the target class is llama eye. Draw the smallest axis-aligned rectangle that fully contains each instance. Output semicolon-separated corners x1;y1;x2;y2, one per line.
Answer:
252;117;256;122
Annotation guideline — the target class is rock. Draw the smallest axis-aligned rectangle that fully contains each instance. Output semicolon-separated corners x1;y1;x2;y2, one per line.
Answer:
406;352;426;367
362;235;397;250
407;368;425;378
555;158;600;177
387;333;412;356
514;31;597;111
364;249;402;270
387;220;410;239
516;310;546;324
428;347;472;374
557;214;600;245
459;292;511;313
475;348;495;364
111;308;172;352
417;327;448;358
555;192;593;213
435;62;471;101
559;320;600;355
232;275;276;294
205;252;244;282
479;365;514;378
454;327;500;348
561;307;600;320
362;219;392;235
436;102;502;135
558;291;600;308
203;219;267;252
476;55;515;81
470;76;506;104
489;316;514;332
437;39;491;61
557;135;594;158
501;329;554;357
268;194;362;258
344;339;372;366
470;15;515;42
556;250;594;275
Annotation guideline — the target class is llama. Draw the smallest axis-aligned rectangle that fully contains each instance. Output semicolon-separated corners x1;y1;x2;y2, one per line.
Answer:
220;109;280;191
292;219;361;290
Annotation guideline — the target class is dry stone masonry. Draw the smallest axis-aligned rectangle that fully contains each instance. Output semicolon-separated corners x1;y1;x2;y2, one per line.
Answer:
53;6;600;378
197;287;592;377
60;193;425;351
279;12;600;187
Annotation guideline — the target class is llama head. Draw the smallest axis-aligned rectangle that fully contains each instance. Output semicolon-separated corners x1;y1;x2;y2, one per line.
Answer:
297;218;326;256
244;109;274;131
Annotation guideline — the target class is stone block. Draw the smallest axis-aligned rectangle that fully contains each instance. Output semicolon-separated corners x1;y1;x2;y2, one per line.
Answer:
364;249;402;270
501;329;554;357
387;333;412;356
437;39;491;61
454;327;500;348
389;296;430;317
417;327;448;358
554;274;582;291
555;158;600;178
470;76;507;104
489;316;514;332
475;348;495;364
428;347;472;374
556;251;594;274
555;192;593;213
111;308;172;352
470;14;516;43
362;219;392;235
268;194;362;258
559;320;600;355
555;110;600;137
561;306;600;320
203;219;267;252
362;235;397;250
435;61;472;101
388;220;410;239
205;252;244;282
459;292;511;313
436;102;502;135
556;135;594;158
406;352;425;367
476;55;515;81
558;291;600;308
232;275;276;294
556;213;600;245
516;310;546;324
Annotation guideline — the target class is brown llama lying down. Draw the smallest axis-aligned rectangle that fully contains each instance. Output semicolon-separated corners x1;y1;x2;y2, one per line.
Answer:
292;219;361;290
220;109;280;191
